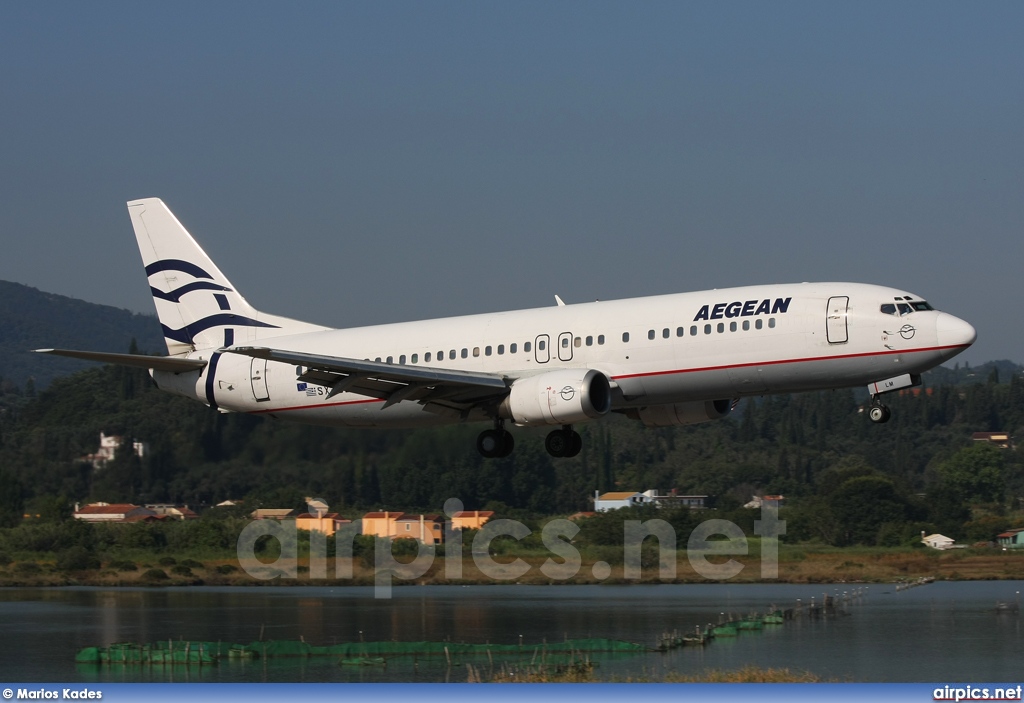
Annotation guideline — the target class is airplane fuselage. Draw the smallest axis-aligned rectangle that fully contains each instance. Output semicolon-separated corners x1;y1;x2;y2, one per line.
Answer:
153;281;973;429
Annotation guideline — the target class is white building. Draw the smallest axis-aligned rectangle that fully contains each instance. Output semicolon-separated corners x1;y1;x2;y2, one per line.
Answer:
921;533;956;550
83;432;148;468
594;491;653;512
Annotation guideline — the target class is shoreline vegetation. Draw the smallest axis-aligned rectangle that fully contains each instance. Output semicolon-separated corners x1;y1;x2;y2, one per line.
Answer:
3;544;1023;588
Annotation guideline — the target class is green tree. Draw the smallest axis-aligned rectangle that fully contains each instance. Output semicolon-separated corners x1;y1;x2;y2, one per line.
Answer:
0;469;25;528
937;444;1006;504
829;476;910;546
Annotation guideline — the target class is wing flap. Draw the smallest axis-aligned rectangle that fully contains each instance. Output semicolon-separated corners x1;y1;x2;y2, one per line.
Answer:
229;346;510;407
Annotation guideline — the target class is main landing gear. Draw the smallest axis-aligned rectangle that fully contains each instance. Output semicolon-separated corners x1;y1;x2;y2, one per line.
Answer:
868;400;891;424
476;422;582;458
545;425;582;458
477;422;514;458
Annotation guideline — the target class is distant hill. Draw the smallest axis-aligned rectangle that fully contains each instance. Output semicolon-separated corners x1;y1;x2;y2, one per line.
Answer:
924;359;1023;387
0;280;164;389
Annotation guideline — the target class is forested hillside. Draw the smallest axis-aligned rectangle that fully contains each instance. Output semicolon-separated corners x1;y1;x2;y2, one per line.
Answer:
1;358;1021;546
0;280;164;389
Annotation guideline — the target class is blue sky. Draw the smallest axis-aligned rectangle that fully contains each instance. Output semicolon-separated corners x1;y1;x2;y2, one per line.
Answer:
1;2;1020;364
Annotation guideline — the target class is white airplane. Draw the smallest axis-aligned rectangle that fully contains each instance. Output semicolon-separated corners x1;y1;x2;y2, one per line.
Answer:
38;198;976;458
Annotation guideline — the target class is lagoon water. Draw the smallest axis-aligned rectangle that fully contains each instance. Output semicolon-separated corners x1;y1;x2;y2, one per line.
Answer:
1;581;1021;682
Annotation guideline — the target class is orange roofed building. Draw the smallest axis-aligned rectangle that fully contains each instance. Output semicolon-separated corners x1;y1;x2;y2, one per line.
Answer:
295;512;352;536
449;510;494;531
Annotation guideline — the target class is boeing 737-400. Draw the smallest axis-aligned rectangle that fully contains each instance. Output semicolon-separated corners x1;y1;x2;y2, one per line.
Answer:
38;198;977;458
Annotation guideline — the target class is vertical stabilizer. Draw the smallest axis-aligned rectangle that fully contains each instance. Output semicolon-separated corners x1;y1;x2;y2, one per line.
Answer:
127;198;327;355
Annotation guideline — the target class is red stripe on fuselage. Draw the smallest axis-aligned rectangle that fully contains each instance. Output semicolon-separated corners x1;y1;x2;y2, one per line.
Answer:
245;343;970;415
249;397;385;414
610;344;969;381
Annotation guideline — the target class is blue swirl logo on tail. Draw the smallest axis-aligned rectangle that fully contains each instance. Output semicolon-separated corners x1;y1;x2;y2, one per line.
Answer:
162;314;280;345
146;259;279;345
151;281;233;302
145;259;215;279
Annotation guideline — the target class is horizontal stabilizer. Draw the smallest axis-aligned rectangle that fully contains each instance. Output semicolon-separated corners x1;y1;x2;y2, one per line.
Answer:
33;349;207;373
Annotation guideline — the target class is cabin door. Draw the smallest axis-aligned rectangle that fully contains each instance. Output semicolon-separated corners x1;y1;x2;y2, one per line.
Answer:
826;296;849;344
250;358;270;401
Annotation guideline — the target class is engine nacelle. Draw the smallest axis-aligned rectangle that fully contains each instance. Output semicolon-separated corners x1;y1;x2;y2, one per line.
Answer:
502;369;612;427
630;399;732;428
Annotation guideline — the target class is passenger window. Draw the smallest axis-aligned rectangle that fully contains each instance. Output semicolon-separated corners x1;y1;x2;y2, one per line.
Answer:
586;335;593;346
768;318;776;328
449;350;456;359
880;304;897;315
386;356;393;363
648;330;655;340
742;320;749;331
663;328;670;339
676;327;684;337
425;352;431;362
717;323;724;333
438;350;444;360
597;335;605;345
690;326;697;336
510;343;517;353
375;357;382;362
461;348;468;359
704;324;711;335
497;344;504;355
473;347;480;357
412;354;419;363
525;341;532;352
730;322;737;332
485;346;492;356
399;355;406;364
574;337;581;347
622;332;630;343
561;337;569;348
755;319;763;330
538;340;545;351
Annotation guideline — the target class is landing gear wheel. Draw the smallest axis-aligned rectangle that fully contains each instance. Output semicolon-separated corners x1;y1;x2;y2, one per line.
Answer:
545;427;582;458
477;428;516;458
566;431;582;458
868;403;891;424
499;430;515;458
477;429;504;458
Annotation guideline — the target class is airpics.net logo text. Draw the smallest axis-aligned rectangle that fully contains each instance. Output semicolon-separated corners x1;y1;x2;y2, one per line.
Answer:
235;499;785;599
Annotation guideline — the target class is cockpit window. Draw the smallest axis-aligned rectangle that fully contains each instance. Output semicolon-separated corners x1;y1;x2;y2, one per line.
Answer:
881;300;934;315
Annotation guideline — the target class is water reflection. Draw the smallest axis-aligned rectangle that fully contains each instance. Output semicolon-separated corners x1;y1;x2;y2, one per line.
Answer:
3;581;1022;682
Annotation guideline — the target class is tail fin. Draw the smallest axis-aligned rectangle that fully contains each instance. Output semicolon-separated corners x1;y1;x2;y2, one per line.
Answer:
128;198;328;355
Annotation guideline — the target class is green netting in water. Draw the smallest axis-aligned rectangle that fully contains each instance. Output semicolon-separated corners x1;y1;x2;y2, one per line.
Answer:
77;637;648;664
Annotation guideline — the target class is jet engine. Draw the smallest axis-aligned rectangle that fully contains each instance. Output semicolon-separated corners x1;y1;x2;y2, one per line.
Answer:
502;369;612;426
629;399;732;428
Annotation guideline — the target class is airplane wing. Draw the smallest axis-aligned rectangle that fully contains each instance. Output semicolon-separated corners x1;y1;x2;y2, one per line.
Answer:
33;349;208;372
228;346;511;410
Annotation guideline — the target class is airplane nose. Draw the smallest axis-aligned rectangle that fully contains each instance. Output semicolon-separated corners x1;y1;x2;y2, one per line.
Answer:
935;313;976;349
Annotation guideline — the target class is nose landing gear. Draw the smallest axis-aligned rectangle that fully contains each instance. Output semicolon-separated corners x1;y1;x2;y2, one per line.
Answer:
868;401;891;424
